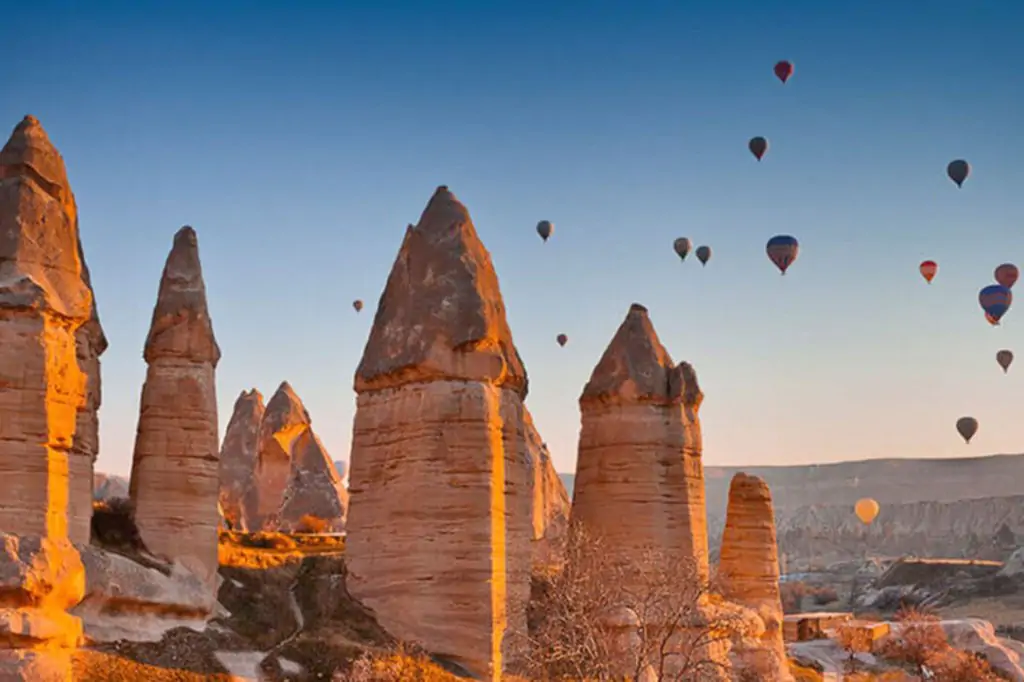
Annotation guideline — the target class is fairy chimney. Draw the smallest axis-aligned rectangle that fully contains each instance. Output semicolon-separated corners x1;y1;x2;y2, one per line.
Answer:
129;226;221;588
218;389;265;531
346;186;533;681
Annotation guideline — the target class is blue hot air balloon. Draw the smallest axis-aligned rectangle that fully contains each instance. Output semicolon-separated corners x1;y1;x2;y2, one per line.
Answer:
979;284;1013;324
766;235;799;275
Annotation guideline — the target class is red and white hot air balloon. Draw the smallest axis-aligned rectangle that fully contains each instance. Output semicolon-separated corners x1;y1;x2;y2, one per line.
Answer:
919;260;937;284
774;60;794;84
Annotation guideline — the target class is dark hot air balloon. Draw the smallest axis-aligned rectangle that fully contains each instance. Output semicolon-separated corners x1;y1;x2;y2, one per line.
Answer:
749;136;769;161
995;263;1019;289
766;235;799;274
997;349;1014;373
919;260;937;284
774;60;794;84
352;300;363;313
979;284;1013;324
673;238;692;261
956;416;978;444
537;220;553;242
947;160;970;188
556;334;568;347
696;245;711;266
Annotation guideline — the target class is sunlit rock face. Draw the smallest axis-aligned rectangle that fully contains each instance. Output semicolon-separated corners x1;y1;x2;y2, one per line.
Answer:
218;389;265;531
246;382;305;529
129;226;221;587
571;303;709;580
345;186;532;681
522;406;570;567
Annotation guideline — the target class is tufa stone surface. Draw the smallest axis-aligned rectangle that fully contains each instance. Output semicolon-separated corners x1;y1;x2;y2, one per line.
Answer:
522;407;570;568
571;303;709;580
218;389;265;531
246;382;306;529
719;473;793;681
129;226;221;588
0;115;103;544
346;186;532;681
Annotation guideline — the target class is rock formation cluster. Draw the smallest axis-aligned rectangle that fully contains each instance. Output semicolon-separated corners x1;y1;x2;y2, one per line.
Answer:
345;186;535;681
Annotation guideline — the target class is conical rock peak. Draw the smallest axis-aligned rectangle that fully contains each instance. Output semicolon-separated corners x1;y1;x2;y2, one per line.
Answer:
261;381;310;437
355;186;527;397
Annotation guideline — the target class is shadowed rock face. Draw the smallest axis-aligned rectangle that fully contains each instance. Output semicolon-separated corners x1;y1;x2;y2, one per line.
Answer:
346;186;532;681
218;390;265;531
247;382;307;528
719;473;792;681
0;115;103;544
129;226;220;587
278;429;348;532
522;407;570;567
571;303;709;580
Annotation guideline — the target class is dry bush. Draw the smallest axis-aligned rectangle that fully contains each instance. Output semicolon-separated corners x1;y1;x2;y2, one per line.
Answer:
928;649;1003;682
780;581;809;613
877;606;948;676
91;497;143;550
518;526;738;681
342;647;460;681
812;586;839;606
295;514;331;534
242;531;298;550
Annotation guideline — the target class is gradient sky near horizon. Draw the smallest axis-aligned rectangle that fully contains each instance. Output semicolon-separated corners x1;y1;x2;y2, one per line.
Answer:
5;1;1024;478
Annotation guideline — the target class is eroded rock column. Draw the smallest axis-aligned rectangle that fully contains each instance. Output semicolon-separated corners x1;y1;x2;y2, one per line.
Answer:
719;473;793;681
246;382;305;529
346;186;532;681
129;226;221;588
218;389;264;531
523;407;570;568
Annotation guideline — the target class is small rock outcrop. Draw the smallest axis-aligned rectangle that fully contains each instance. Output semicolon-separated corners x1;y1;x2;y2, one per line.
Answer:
218;389;265;530
571;303;709;579
129;226;221;588
346;186;533;681
719;473;792;681
523;407;570;567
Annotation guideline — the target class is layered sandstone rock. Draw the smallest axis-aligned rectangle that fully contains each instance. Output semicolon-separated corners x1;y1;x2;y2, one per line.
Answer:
129;226;221;587
346;186;532;680
719;473;792;681
522;407;570;567
219;389;265;531
262;383;348;532
572;303;709;579
247;382;305;529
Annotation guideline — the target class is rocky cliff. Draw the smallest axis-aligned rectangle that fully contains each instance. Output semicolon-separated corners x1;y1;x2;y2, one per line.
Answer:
345;186;532;681
523;406;570;566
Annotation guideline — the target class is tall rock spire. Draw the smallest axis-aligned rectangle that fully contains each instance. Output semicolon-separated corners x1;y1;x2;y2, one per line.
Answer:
129;226;220;590
247;381;307;528
346;186;532;681
218;389;265;530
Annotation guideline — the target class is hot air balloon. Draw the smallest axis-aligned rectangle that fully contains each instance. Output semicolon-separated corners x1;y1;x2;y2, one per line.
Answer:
995;263;1019;289
749;136;769;161
854;498;879;525
766;235;799;274
986;313;999;326
696;245;712;266
537;220;553;242
774;60;794;84
997;349;1014;373
919;260;938;284
352;300;363;313
947;159;970;188
979;284;1013;324
673;238;692;262
556;334;568;347
956;416;978;444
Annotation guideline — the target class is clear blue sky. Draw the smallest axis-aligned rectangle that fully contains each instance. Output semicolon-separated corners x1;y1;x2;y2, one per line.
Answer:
5;1;1024;477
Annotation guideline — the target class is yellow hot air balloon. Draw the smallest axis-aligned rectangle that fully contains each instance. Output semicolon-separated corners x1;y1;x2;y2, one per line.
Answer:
854;498;879;525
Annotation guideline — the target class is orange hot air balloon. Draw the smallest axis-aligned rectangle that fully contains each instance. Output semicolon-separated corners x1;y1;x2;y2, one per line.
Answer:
854;498;879;525
556;334;568;347
919;260;937;284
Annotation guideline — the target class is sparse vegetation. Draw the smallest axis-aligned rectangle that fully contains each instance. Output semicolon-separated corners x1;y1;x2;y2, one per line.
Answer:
344;646;462;681
296;513;332;534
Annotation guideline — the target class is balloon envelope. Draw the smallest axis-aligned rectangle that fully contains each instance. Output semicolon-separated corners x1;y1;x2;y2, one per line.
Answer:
919;260;937;284
696;245;712;266
854;498;879;525
956;416;978;444
986;313;999;326
774;60;794;83
537;220;553;242
979;284;1013;323
766;235;799;274
947;159;970;187
556;334;568;347
749;136;768;161
995;263;1019;289
673;237;692;261
352;300;363;313
997;349;1014;373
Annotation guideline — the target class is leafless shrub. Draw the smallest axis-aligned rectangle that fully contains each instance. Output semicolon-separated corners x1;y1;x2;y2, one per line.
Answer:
878;606;948;676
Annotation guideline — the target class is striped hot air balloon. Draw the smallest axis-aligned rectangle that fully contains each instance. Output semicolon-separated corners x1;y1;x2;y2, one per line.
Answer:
979;284;1013;324
766;235;799;275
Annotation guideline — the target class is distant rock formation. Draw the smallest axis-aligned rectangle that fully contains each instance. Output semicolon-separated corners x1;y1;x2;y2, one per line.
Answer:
93;472;129;502
571;303;709;579
218;389;265;530
719;473;792;681
247;382;307;528
333;459;347;480
523;407;570;566
129;226;221;588
346;186;532;681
